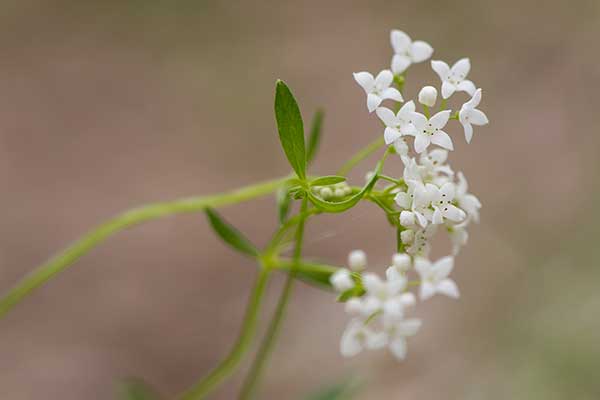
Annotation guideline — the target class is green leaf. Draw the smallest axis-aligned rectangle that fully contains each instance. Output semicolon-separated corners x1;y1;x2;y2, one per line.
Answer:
117;378;160;400
307;173;377;213
307;109;324;164
276;186;292;225
310;176;346;187
205;208;259;257
274;80;307;180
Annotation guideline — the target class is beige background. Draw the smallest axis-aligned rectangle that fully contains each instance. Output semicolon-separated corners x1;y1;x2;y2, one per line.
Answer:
1;0;599;398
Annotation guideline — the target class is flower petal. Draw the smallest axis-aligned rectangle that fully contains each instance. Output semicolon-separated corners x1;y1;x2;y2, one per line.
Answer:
390;30;411;53
431;130;454;150
367;93;382;113
436;278;460;298
384;127;402;145
419;281;436;300
433;256;454;278
391;54;411;74
340;321;364;357
381;87;404;102
410;111;428;131
431;60;450;80
457;79;476;95
444;204;466;222
414;133;430;154
394;192;412;208
461;121;473;143
469;109;489;125
441;81;456;99
432;206;444;224
375;69;394;88
451;58;471;77
429;110;451;129
414;257;431;276
466;88;482;108
353;72;375;92
362;273;383;294
410;41;433;62
389;337;408;360
398;100;416;117
376;107;398;127
397;318;422;336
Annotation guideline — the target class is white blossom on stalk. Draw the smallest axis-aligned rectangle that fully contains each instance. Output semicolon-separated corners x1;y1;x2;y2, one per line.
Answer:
330;269;354;292
431;182;467;225
361;272;415;321
431;58;476;99
353;70;403;112
418;149;454;184
410;110;453;153
340;319;387;357
383;318;422;360
455;172;482;222
415;256;460;300
390;30;433;74
376;101;417;145
459;88;489;143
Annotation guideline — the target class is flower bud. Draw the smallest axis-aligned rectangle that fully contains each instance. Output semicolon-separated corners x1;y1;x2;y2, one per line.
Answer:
345;298;363;315
320;187;333;199
334;188;345;198
348;249;367;271
399;210;416;227
330;269;354;292
400;229;415;244
392;253;411;272
418;85;438;107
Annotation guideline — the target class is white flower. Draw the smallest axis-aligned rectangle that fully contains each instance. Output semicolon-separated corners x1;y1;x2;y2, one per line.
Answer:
393;137;409;157
362;272;415;321
376;101;417;145
330;269;354;292
405;224;437;256
430;182;467;224
348;249;367;271
353;70;403;112
340;319;387;357
431;58;476;99
415;256;460;300
410;110;453;153
390;30;433;74
459;88;489;143
418;86;438;107
418;149;454;184
455;172;482;222
384;318;422;360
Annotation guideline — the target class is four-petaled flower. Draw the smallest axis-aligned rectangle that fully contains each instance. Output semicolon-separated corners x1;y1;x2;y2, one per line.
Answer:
376;101;417;145
353;70;403;112
459;88;489;143
415;256;460;300
390;30;433;74
431;58;476;99
410;110;454;153
431;182;467;224
383;318;422;360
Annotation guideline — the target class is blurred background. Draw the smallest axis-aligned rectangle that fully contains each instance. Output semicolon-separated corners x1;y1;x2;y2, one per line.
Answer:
1;0;599;398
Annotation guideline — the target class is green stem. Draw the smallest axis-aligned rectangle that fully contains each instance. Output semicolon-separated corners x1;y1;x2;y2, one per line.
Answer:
178;267;271;400
337;137;385;176
239;198;309;399
0;177;288;319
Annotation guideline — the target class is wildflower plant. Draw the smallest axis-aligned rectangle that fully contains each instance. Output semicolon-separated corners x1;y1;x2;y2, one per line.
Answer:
0;29;488;398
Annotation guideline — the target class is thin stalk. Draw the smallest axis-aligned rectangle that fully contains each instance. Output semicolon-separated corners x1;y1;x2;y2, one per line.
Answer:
337;137;385;176
178;267;271;400
0;177;288;319
239;198;309;399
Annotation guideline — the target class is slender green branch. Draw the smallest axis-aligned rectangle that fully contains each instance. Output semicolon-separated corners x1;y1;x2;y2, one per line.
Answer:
337;137;385;176
178;267;271;400
239;198;309;399
0;177;288;319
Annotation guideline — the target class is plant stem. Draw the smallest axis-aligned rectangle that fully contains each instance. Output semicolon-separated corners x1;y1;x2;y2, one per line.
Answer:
337;137;385;176
0;177;288;319
239;198;309;399
178;267;271;400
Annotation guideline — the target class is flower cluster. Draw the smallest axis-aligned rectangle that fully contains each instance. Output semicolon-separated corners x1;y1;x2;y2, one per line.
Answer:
331;29;489;360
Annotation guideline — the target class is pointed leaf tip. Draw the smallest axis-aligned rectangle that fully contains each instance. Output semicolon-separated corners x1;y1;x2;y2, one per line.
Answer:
205;208;259;257
274;80;307;180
